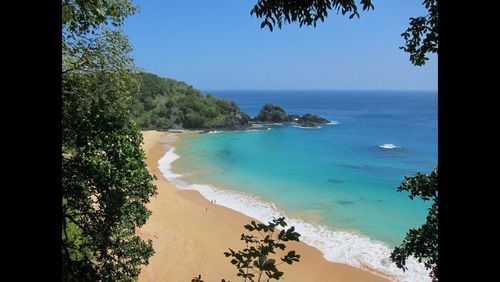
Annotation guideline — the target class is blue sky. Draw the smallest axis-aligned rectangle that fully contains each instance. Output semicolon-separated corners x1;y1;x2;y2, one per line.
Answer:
124;0;437;90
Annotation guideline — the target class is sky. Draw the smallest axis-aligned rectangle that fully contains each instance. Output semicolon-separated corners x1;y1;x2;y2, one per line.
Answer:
124;0;437;91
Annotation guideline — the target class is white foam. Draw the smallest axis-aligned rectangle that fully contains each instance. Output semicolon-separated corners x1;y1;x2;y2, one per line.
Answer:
326;121;340;125
245;127;272;131
292;125;322;129
379;144;402;149
158;148;431;282
201;128;270;135
238;128;270;132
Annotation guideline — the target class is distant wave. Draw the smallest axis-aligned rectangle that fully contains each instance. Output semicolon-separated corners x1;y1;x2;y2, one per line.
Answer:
379;144;401;149
206;130;223;134
158;148;431;282
205;128;272;134
326;121;340;125
243;128;272;132
292;125;322;129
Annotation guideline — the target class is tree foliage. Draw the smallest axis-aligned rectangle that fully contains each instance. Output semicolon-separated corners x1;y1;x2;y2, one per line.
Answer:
250;0;437;66
224;217;301;281
391;168;438;281
399;0;438;66
251;0;374;30
62;0;137;35
193;218;301;282
62;0;157;281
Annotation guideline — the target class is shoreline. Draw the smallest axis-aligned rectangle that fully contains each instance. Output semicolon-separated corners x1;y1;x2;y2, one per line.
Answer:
137;130;390;281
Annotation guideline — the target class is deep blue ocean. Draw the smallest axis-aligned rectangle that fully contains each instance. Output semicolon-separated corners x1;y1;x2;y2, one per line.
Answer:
160;90;437;281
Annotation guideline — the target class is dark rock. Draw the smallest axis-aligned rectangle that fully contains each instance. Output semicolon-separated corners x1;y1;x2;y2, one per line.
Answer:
297;113;330;127
256;103;288;122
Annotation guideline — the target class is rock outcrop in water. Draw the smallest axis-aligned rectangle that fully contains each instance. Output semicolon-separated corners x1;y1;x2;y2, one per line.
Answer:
296;113;330;127
256;103;288;122
253;104;330;127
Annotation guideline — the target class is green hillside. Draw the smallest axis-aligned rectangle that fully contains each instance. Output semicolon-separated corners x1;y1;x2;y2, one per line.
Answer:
132;72;250;130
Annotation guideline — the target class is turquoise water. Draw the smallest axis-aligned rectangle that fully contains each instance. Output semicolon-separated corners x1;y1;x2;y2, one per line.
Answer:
165;90;437;280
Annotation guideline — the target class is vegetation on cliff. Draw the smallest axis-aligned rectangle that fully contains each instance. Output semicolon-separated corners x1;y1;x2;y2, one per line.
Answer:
132;72;250;130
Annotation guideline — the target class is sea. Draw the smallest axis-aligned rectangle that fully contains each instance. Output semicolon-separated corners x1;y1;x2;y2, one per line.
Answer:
158;90;437;281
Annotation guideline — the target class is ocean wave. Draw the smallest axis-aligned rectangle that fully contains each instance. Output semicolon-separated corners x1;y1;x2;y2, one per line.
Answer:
326;121;340;125
158;148;431;282
206;130;223;134
205;128;270;134
251;123;264;128
379;144;401;149
240;128;271;132
292;125;322;129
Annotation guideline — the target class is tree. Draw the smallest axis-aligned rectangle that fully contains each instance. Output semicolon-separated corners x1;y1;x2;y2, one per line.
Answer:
399;0;438;66
225;217;301;281
193;217;301;282
62;0;157;280
250;0;438;66
390;169;438;281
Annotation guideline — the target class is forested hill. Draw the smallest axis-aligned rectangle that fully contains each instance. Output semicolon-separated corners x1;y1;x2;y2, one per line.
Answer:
132;72;250;130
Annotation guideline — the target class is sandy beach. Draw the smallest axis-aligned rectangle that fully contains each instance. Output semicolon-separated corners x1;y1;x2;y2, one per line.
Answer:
137;130;390;282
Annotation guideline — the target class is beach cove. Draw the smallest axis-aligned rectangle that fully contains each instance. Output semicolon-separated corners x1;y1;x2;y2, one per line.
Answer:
137;130;390;282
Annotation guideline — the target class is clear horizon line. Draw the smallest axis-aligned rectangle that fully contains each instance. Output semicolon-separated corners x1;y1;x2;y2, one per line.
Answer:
201;89;438;92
